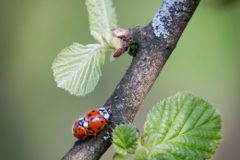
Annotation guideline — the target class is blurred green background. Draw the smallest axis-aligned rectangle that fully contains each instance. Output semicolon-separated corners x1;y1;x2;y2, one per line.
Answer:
1;0;240;159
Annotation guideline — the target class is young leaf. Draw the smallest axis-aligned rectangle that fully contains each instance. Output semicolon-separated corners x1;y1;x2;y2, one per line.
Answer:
52;43;105;96
133;145;148;160
143;92;222;160
112;124;138;156
86;0;117;45
112;153;128;160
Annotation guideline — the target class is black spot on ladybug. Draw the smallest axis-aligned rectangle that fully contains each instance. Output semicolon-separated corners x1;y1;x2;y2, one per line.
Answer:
101;121;104;123
88;113;92;117
78;128;81;130
92;110;95;112
98;127;101;130
90;117;94;121
88;127;92;130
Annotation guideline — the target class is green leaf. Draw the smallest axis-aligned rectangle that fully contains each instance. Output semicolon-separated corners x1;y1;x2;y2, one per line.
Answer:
112;153;128;160
143;92;222;160
113;124;138;156
133;145;148;160
86;0;117;45
52;43;105;96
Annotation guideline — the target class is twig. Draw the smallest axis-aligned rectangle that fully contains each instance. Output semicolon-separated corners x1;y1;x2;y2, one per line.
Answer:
62;0;200;159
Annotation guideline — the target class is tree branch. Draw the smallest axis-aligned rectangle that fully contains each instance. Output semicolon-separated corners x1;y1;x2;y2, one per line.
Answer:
62;0;200;159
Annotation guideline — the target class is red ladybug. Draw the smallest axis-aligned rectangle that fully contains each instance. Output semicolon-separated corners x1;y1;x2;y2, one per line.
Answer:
84;107;111;121
72;118;88;139
87;114;107;136
72;107;111;139
84;109;100;121
84;107;111;136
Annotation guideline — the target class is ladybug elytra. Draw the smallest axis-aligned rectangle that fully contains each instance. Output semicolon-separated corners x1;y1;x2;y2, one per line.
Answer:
87;115;107;136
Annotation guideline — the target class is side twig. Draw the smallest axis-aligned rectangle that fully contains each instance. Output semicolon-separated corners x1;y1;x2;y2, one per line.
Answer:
62;0;200;159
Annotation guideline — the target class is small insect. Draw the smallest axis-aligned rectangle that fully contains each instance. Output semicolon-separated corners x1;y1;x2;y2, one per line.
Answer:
84;109;100;121
72;118;88;139
72;106;111;139
84;107;111;121
87;114;107;136
84;107;111;136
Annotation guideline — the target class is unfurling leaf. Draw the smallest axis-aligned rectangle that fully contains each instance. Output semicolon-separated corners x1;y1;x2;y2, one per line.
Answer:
86;0;118;45
52;0;121;96
52;43;105;96
143;92;222;160
112;124;138;156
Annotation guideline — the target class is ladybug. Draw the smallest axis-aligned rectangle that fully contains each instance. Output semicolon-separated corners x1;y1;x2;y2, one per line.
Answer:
84;107;111;136
84;107;111;121
84;109;100;121
72;118;88;139
87;114;107;136
72;106;111;139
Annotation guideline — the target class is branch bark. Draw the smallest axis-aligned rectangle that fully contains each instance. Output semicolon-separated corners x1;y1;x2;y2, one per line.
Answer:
62;0;200;159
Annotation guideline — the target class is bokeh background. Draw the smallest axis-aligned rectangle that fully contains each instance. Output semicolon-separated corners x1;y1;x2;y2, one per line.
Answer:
1;0;240;159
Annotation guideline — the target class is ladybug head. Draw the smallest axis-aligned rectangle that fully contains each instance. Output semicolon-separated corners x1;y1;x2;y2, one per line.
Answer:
99;107;111;120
